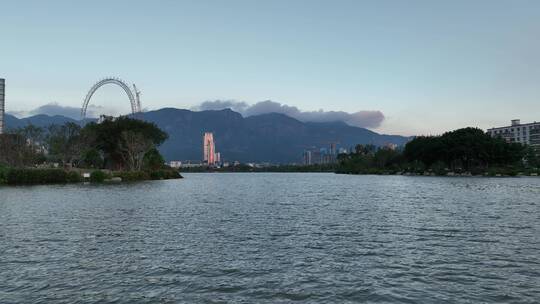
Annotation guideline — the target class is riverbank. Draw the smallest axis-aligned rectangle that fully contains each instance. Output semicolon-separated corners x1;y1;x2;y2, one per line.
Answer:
335;166;540;177
0;167;182;185
179;164;336;173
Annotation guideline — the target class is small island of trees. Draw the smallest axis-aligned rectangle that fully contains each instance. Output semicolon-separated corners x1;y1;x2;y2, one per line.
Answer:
0;117;181;185
337;127;540;176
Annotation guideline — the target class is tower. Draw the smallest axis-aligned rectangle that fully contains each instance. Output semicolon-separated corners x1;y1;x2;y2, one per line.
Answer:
203;132;215;165
0;78;4;134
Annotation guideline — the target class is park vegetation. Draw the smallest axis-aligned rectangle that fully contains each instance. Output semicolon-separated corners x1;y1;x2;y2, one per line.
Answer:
0;117;181;185
337;128;540;176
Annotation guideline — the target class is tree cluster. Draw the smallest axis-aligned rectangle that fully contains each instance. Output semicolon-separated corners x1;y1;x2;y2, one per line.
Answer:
403;128;529;171
0;117;168;172
338;128;539;175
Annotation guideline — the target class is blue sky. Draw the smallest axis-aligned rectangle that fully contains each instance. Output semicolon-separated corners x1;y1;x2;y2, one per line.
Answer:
1;0;540;135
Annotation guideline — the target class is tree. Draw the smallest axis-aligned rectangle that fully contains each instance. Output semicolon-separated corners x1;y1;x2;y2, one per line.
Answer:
403;128;526;171
0;133;41;167
16;124;44;149
143;148;165;170
46;122;84;167
80;148;104;169
118;131;154;171
355;144;376;155
82;117;168;170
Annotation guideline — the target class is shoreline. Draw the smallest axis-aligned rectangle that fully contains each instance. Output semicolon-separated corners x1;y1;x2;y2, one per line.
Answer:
0;167;183;186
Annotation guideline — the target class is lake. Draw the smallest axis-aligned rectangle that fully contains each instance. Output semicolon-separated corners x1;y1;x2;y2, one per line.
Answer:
1;173;539;303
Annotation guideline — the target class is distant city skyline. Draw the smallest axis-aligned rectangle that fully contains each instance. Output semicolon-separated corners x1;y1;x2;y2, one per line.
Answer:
2;0;540;136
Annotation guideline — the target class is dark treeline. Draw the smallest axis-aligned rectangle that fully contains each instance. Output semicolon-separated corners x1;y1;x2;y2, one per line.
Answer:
338;128;540;176
0;117;180;184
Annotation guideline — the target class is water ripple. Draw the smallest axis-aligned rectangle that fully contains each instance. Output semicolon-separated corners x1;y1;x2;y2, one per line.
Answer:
0;174;539;303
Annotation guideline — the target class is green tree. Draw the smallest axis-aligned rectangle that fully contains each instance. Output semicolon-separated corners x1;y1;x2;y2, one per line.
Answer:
80;148;104;169
46;122;84;167
143;148;165;170
0;133;41;167
82;117;168;170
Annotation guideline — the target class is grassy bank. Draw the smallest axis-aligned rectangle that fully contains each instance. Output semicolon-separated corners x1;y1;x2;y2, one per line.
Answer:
0;167;183;185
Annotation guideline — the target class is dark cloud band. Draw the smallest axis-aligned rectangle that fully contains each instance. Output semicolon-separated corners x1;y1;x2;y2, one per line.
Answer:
195;100;385;128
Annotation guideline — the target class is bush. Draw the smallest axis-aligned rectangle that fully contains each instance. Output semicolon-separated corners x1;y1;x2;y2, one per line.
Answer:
81;148;104;169
143;148;165;170
90;170;109;183
0;165;9;184
6;169;68;185
149;169;182;180
66;171;82;183
430;161;447;176
113;171;149;181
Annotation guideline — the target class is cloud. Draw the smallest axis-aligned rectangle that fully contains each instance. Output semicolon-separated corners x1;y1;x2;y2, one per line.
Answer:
8;102;109;120
195;100;249;113
193;100;385;128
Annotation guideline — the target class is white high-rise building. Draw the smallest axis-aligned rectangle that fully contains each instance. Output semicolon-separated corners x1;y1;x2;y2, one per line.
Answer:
0;78;5;134
487;119;540;149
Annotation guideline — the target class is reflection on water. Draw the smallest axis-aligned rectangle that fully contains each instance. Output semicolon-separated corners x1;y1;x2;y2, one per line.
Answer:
1;173;539;303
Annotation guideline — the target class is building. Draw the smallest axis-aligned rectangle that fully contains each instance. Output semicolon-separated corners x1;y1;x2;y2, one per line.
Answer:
303;143;339;165
203;132;221;165
203;132;216;164
169;161;182;168
0;78;5;134
487;119;540;149
303;150;312;165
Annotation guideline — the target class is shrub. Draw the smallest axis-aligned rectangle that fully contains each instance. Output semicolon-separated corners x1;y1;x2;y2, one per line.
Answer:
6;169;68;185
113;171;149;181
143;148;165;170
90;170;109;183
149;169;182;180
66;171;82;183
430;161;447;176
81;148;104;169
0;165;9;184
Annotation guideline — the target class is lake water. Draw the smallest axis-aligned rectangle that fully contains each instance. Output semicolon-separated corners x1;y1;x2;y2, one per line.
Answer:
1;173;539;303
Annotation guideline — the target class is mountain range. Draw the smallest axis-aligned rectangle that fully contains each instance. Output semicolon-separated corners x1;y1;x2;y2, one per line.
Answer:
5;108;410;163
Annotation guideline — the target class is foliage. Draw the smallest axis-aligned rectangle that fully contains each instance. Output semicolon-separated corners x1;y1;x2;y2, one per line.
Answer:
80;148;104;169
149;169;182;179
143;148;165;170
338;128;535;175
16;124;44;149
6;169;68;185
46;122;85;167
0;133;43;168
403;128;526;170
118;131;154;171
82;117;168;170
0;165;9;184
66;171;82;183
113;169;181;181
337;145;403;174
90;170;109;183
113;171;150;181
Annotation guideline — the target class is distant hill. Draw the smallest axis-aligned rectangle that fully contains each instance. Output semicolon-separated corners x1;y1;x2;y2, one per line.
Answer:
5;113;79;129
5;108;410;163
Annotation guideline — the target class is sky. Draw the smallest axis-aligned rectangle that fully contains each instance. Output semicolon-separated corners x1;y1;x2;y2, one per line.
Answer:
1;0;540;135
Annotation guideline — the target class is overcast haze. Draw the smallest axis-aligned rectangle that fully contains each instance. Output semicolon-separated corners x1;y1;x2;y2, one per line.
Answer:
2;0;540;135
